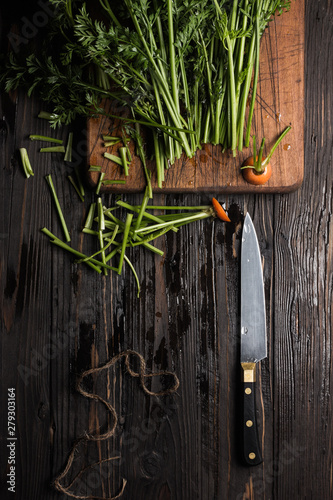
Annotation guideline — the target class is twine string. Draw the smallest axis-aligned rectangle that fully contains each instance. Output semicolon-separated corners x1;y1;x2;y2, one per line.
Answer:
54;349;179;499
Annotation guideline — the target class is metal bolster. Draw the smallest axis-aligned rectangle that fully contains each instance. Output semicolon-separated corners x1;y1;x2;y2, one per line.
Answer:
241;362;256;383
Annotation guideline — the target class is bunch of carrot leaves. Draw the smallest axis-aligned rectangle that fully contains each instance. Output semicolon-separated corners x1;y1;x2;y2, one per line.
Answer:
2;0;291;188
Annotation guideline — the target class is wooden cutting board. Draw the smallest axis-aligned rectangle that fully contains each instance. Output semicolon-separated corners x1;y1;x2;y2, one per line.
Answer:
86;1;304;194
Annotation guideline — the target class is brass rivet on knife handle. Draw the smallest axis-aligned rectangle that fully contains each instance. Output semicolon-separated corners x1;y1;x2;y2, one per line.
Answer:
241;362;256;382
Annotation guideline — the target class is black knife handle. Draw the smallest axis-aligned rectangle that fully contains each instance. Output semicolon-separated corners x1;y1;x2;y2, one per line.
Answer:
241;363;263;466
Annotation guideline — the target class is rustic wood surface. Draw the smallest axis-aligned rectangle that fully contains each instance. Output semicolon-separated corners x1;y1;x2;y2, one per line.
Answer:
0;1;332;500
86;0;304;194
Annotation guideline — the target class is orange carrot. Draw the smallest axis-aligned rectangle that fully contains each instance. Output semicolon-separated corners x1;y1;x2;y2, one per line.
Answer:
242;156;272;185
212;198;231;222
241;126;291;186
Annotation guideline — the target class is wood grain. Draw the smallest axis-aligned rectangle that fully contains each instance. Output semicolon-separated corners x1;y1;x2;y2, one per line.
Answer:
1;1;332;500
86;1;304;194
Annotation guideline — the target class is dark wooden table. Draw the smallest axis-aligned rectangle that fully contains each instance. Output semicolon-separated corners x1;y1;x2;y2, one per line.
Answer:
1;2;332;499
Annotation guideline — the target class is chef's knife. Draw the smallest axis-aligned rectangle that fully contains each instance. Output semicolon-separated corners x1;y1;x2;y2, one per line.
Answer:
241;213;267;466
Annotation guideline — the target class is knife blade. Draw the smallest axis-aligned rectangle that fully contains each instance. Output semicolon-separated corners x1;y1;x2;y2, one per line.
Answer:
240;212;267;465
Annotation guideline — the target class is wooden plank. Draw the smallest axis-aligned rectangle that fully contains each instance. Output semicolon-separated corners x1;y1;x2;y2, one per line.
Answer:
86;1;304;194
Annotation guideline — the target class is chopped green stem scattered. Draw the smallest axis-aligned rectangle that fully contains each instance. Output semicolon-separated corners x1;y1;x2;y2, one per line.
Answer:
29;135;63;144
84;203;96;229
64;132;73;161
96;172;105;194
104;152;123;166
102;179;126;185
117;213;133;275
40;146;66;153
97;197;105;231
68;175;84;201
41;228;103;273
119;147;129;176
74;166;85;198
45;174;71;242
102;135;121;143
19;148;34;178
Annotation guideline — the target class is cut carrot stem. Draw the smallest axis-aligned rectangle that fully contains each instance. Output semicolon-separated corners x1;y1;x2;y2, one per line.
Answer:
19;148;34;178
45;174;71;242
29;134;63;144
40;146;66;153
96;172;105;194
64;132;73;162
68;175;84;202
119;146;129;176
118;213;133;275
102;179;126;185
84;203;96;229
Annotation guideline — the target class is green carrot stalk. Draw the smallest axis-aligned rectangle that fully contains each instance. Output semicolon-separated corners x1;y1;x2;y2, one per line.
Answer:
102;135;121;143
97;197;105;231
123;254;140;297
84;203;96;229
89;165;102;172
119;147;129;176
38;111;58;121
257;137;265;169
41;228;118;272
134;210;211;234
237;31;256;151
74;166;85;198
68;175;84;202
77;226;119;263
116;200;178;233
40;228;102;272
134;186;150;231
64;132;73;162
235;0;249;101
97;196;107;274
45;174;71;242
117;213;133;275
29;135;63;144
245;5;261;148
138;205;211;211
121;132;132;161
96;172;105;194
167;0;182;159
19;148;34;178
261;126;292;166
98;230;107;275
40;146;66;153
130;226;173;246
102;180;126;185
133;121;152;198
152;129;163;187
104;152;123;166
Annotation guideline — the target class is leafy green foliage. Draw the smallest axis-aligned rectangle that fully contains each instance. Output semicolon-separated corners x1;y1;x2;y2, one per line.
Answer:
1;0;291;175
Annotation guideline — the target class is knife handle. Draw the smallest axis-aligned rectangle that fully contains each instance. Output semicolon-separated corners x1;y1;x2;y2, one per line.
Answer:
241;363;263;466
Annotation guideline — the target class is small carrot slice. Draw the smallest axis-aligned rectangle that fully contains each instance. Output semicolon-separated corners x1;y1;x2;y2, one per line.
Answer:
212;198;231;222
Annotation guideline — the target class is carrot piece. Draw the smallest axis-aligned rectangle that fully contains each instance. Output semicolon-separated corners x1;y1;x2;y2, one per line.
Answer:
212;198;231;222
241;156;272;185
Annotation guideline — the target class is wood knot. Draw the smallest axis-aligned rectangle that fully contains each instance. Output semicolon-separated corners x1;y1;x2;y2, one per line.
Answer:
138;451;162;480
